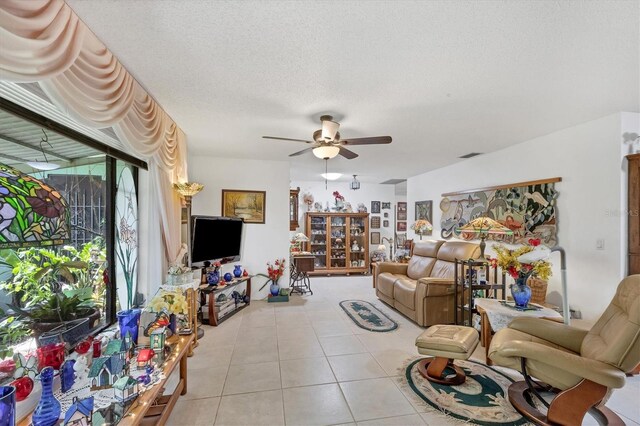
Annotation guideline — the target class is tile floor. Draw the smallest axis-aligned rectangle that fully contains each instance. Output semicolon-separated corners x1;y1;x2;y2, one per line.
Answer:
166;275;640;425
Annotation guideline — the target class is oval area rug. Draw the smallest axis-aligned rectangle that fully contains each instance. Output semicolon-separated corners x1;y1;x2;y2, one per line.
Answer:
339;300;398;332
405;358;528;425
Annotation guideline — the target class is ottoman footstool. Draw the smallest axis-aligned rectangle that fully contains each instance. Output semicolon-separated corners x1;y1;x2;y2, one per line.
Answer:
415;324;479;385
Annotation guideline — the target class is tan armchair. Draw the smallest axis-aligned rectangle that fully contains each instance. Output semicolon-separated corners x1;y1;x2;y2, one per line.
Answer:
375;240;479;326
488;274;640;426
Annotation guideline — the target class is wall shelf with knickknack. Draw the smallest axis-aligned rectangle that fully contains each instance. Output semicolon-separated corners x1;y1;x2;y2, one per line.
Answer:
305;212;369;275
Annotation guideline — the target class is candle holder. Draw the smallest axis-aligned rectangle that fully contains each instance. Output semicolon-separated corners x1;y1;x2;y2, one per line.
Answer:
36;343;65;371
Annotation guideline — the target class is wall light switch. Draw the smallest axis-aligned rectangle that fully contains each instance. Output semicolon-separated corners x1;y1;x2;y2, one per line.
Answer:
596;239;605;250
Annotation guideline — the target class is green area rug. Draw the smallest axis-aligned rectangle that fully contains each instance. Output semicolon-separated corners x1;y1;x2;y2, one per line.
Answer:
405;358;528;425
339;300;398;332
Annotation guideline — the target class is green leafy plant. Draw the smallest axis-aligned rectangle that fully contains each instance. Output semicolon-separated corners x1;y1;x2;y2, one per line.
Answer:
10;292;94;323
0;309;30;359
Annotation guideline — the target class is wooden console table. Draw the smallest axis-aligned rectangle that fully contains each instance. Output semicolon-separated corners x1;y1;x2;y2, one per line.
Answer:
200;276;252;326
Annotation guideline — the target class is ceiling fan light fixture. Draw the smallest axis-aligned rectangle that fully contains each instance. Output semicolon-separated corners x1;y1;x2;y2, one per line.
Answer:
313;145;340;159
321;119;340;141
350;175;360;190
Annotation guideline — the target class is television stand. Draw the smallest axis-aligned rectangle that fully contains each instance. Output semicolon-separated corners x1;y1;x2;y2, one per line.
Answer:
199;276;252;326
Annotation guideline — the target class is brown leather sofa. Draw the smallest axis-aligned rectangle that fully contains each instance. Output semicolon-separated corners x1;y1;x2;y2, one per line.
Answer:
375;240;480;327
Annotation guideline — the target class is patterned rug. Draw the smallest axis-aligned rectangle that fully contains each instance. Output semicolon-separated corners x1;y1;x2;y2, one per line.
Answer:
339;300;398;332
405;358;528;425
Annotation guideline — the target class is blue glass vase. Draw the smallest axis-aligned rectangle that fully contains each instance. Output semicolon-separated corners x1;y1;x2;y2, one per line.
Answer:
0;386;16;426
511;276;532;308
117;308;141;344
224;272;233;282
32;367;61;426
207;270;220;285
270;280;280;296
233;265;243;278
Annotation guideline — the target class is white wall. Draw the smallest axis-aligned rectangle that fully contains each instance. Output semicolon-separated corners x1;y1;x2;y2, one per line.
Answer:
408;112;637;321
190;156;290;299
291;180;396;254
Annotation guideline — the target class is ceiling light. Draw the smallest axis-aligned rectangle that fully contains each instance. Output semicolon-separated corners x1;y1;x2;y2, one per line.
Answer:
313;145;340;159
350;174;360;190
321;117;340;141
321;173;342;180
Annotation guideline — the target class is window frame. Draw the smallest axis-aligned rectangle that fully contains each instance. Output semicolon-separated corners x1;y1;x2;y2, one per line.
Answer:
0;96;148;330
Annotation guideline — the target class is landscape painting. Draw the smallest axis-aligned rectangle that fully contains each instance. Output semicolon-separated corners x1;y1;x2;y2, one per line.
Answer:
222;189;266;224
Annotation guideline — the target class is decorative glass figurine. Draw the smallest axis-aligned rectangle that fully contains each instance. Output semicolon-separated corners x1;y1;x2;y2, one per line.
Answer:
116;309;141;344
61;360;76;392
32;367;61;426
233;265;243;278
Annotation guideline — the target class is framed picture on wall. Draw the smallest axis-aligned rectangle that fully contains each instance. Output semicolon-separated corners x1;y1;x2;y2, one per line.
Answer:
381;202;391;209
397;202;407;220
384;212;389;218
397;221;407;232
222;189;266;224
371;231;381;245
383;220;389;227
371;216;381;229
415;200;433;222
371;201;381;214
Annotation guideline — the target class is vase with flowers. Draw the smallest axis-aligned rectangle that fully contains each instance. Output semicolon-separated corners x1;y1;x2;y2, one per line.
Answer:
258;258;287;296
491;238;552;308
411;220;433;240
332;191;345;211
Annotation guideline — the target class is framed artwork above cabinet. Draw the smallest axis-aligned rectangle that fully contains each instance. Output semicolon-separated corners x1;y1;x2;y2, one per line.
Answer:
290;187;300;231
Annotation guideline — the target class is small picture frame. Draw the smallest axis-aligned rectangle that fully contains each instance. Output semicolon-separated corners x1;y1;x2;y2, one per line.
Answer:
383;220;389;227
371;231;381;245
371;201;381;214
384;212;389;218
397;221;407;232
381;202;391;209
371;216;381;229
397;210;407;221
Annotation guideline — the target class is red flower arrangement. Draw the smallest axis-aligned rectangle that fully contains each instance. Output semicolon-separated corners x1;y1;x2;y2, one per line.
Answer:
266;258;286;281
332;191;344;202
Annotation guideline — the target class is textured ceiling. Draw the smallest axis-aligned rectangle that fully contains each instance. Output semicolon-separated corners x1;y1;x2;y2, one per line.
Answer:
66;0;639;182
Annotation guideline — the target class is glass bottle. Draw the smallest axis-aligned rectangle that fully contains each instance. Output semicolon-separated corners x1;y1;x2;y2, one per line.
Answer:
32;366;61;426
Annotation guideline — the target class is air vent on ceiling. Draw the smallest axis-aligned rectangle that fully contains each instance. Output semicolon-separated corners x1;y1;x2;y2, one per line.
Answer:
380;179;407;185
459;152;483;159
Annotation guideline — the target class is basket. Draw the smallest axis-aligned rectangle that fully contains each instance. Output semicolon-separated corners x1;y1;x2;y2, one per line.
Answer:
528;278;548;304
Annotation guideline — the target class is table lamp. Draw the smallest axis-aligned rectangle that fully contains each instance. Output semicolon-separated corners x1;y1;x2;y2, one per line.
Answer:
457;216;513;261
291;232;310;253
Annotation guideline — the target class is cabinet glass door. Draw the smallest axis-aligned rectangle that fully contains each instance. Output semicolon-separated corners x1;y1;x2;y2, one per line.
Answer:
349;216;366;269
329;215;347;269
309;215;327;269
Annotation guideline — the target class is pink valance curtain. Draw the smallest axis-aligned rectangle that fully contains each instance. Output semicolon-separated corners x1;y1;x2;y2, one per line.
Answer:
0;0;188;286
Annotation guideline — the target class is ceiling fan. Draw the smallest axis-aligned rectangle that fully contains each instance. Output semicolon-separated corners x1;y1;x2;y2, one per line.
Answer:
262;115;392;160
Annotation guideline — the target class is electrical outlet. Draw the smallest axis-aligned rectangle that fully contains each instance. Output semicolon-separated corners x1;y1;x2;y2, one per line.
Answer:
596;239;605;250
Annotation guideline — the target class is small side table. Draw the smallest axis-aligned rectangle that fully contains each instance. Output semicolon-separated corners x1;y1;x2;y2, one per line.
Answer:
290;255;314;295
475;298;563;365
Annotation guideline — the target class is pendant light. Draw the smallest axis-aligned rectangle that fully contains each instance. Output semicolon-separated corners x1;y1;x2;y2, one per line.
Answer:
26;130;60;171
350;174;360;190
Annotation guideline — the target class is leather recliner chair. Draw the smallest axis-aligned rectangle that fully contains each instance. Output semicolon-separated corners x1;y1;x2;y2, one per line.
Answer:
488;274;640;426
375;240;480;326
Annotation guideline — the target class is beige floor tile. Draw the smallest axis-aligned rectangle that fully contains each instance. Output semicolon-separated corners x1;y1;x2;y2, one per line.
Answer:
190;344;234;368
280;357;336;388
215;389;284;425
327;353;386;382
275;311;311;326
339;377;416;421
230;340;278;365
222;361;281;395
276;325;316;342
370;349;419;376
239;312;275;328
167;396;219;425
313;319;354;338
319;335;367;356
357;413;426;425
233;326;277;348
278;338;325;360
282;383;354;425
183;365;229;400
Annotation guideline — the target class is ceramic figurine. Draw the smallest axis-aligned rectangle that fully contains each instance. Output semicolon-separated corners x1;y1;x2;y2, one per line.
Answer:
313;202;322;212
324;202;330;212
150;327;166;354
63;396;93;426
73;355;89;377
357;203;367;213
113;376;139;403
137;349;155;369
242;269;249;277
223;272;233;282
87;355;126;390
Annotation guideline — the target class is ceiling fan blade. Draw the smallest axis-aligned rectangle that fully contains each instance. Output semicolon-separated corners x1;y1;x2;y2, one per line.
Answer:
289;147;314;157
262;136;314;144
341;136;392;145
338;146;359;159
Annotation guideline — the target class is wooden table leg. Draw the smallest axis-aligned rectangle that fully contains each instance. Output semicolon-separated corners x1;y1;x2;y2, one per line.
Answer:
180;349;188;396
478;308;493;365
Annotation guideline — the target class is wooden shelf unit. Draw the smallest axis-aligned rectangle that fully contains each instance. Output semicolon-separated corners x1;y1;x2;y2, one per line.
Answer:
305;212;369;275
628;154;640;275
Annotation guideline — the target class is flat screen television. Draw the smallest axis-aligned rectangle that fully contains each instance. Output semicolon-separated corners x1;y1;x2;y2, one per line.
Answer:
191;216;244;266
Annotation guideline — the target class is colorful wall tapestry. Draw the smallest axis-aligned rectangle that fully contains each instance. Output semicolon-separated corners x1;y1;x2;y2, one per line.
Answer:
440;178;559;246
